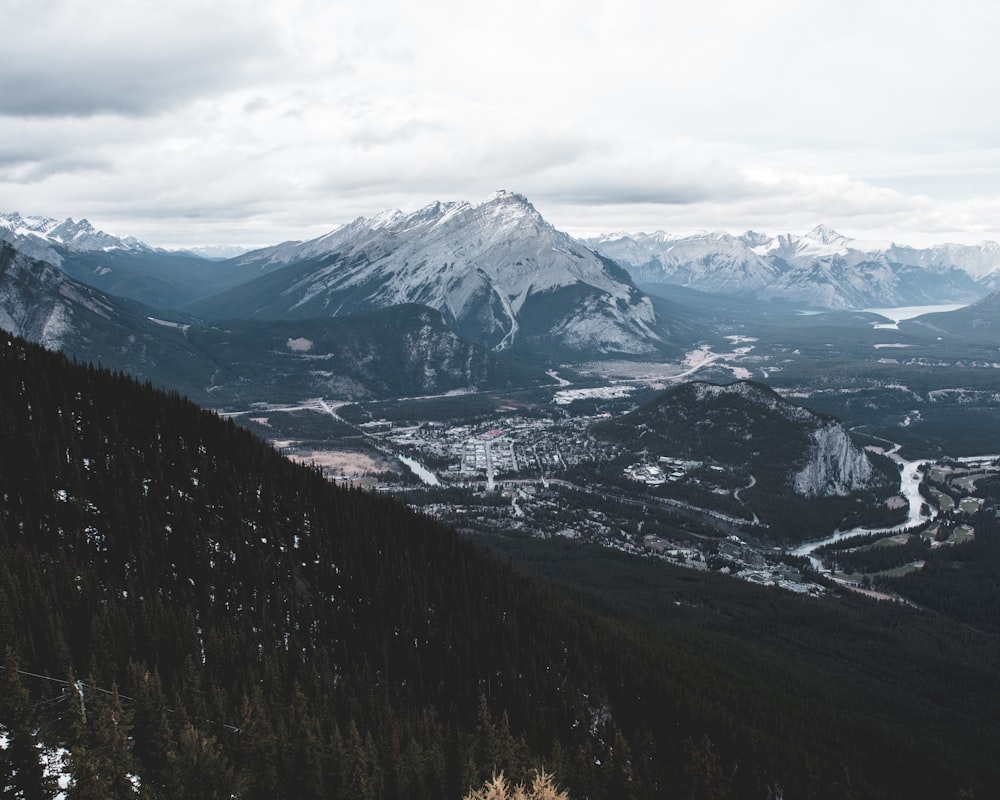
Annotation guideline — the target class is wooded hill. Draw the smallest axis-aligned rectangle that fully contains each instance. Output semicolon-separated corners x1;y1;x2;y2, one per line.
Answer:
590;380;901;539
1;330;997;799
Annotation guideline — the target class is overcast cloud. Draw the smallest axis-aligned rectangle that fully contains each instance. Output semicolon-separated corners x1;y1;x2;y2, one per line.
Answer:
2;0;999;248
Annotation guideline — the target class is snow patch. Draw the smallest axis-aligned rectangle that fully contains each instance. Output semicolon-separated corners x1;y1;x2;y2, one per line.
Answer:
148;316;191;333
554;385;633;405
286;337;314;352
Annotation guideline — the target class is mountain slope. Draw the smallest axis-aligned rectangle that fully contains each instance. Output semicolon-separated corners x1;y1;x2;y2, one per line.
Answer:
593;380;895;536
0;242;545;404
187;304;550;404
899;288;1000;344
190;191;667;358
0;241;217;389
0;211;270;308
588;227;991;309
2;330;998;800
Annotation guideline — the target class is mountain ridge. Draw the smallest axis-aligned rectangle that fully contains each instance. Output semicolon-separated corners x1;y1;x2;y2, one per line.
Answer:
0;241;546;403
191;191;667;359
587;227;998;309
0;211;155;262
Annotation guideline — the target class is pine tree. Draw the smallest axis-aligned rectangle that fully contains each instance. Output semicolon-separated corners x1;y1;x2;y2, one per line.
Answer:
165;723;241;800
125;663;173;794
65;682;138;800
682;734;731;800
235;687;280;800
344;719;382;800
0;656;51;800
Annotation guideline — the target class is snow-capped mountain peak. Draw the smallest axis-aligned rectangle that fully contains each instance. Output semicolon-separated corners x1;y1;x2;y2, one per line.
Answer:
218;192;664;356
0;211;155;259
804;224;850;247
588;225;998;309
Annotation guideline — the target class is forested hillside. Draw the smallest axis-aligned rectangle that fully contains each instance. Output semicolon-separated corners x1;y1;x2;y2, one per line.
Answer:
1;330;997;799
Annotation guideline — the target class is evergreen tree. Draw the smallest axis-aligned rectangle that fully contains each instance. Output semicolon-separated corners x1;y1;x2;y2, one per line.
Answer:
235;687;280;800
683;735;730;800
165;723;241;800
65;682;138;800
0;657;51;800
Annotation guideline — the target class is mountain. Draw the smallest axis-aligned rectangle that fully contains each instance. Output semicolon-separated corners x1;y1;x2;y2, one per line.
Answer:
885;240;1000;283
587;226;993;309
899;288;1000;344
0;241;545;404
186;304;550;405
0;211;155;257
3;329;998;800
593;380;895;537
189;191;668;359
587;230;781;295
0;241;211;387
0;211;271;309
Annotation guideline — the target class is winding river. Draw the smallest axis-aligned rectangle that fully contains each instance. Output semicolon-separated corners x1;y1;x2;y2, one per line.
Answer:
791;446;930;571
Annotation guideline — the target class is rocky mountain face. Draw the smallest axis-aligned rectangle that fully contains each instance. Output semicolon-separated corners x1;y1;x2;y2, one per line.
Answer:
790;422;876;498
0;241;136;351
587;226;995;309
192;191;665;358
0;212;154;263
0;212;268;309
593;380;888;530
0;241;543;403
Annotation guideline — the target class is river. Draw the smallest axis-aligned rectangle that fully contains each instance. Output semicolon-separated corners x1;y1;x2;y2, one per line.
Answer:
398;455;441;487
791;446;931;570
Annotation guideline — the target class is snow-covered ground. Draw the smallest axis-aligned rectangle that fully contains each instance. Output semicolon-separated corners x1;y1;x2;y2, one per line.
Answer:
553;385;634;405
0;726;72;799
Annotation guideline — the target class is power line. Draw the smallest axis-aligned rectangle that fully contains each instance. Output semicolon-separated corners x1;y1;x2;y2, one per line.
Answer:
0;665;239;733
0;665;134;703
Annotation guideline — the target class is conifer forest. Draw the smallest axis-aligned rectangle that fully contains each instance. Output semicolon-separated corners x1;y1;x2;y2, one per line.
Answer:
2;330;999;799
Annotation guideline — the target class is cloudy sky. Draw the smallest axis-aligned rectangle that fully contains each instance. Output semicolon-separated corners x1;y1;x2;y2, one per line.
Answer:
3;0;999;248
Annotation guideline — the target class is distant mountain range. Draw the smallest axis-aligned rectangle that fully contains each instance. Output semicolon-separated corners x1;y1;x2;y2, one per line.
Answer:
8;203;1000;327
0;212;268;308
587;226;1000;309
5;194;1000;387
0;211;155;256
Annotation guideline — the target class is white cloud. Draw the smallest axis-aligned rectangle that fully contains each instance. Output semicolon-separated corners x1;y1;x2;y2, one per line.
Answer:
2;0;999;247
0;0;285;117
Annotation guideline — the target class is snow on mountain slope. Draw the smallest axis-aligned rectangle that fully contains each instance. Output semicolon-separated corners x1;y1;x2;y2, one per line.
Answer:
222;191;663;356
0;241;122;349
0;212;154;263
884;240;1000;281
588;227;994;309
588;230;780;293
